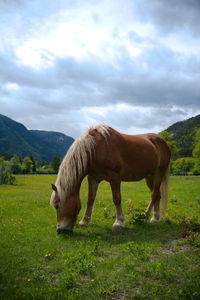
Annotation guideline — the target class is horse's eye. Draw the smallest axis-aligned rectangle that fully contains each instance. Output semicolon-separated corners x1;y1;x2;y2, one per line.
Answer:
54;204;59;210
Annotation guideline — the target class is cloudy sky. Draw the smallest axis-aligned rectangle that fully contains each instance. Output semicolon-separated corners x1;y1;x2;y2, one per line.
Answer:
1;0;200;138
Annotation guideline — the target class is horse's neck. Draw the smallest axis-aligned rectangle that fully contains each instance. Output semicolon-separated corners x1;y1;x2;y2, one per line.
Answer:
59;174;84;199
72;181;82;195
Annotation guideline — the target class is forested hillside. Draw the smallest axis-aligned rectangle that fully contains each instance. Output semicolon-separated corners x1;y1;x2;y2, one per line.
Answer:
1;113;199;162
0;114;74;162
166;114;200;157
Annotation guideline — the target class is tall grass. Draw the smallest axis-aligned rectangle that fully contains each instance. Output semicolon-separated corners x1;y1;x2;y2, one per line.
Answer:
0;175;200;299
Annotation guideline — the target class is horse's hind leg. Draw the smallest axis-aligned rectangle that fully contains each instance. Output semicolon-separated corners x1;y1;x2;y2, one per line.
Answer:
145;174;154;217
110;180;124;229
145;172;162;222
79;176;99;226
150;184;161;222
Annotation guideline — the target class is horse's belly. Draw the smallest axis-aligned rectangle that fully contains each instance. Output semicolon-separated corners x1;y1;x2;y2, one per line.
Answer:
121;174;143;181
120;160;156;181
121;171;147;182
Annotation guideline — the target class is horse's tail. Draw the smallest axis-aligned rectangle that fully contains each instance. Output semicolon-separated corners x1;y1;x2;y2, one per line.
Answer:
160;165;170;215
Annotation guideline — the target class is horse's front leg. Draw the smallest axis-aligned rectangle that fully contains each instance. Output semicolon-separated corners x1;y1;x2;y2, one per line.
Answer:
79;176;99;226
110;180;124;229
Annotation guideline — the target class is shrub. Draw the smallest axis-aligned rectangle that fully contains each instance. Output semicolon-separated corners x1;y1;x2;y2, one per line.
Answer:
172;157;196;175
0;158;16;184
191;161;200;175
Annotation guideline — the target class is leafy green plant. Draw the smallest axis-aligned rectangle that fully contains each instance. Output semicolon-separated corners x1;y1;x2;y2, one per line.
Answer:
129;209;147;224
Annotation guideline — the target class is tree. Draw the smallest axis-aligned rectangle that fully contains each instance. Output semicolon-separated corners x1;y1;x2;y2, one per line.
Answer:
10;155;22;174
192;128;200;175
0;156;15;184
30;156;37;173
22;157;33;173
51;157;61;173
192;128;200;159
172;157;196;175
159;130;179;160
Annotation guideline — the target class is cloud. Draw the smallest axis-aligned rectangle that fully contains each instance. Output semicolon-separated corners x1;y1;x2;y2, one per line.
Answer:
143;0;200;35
0;0;25;7
1;46;200;138
0;0;200;138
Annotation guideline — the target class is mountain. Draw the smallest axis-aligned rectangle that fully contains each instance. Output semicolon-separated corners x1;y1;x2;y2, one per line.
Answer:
1;113;199;161
0;114;74;162
166;114;200;157
30;130;74;160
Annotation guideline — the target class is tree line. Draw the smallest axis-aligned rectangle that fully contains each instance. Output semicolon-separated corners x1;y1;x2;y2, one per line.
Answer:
0;155;61;184
0;128;200;184
160;128;200;175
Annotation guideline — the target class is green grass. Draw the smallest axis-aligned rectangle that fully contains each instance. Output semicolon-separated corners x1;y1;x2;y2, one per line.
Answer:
0;175;200;300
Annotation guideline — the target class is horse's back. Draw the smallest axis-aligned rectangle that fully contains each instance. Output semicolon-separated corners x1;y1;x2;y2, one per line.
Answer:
118;132;170;180
89;127;170;182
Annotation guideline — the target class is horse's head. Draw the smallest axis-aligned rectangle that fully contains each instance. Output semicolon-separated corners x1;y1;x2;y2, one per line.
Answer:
50;184;81;234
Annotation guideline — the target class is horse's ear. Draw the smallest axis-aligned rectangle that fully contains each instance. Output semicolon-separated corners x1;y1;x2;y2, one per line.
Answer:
51;184;57;192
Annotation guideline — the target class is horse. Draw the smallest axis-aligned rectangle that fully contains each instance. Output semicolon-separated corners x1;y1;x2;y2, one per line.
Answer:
50;124;171;234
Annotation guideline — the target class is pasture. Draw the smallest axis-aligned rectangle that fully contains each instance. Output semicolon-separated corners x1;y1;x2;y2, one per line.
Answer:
0;175;200;300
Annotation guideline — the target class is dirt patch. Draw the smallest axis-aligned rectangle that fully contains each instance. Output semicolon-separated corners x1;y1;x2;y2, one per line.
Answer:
161;242;194;255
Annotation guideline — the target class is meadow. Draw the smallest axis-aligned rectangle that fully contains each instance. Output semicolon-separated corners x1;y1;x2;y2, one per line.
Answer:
0;175;200;300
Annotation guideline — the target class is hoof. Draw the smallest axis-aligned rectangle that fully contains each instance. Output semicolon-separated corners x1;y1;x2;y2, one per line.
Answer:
150;216;159;223
57;228;73;234
79;218;89;226
113;220;124;230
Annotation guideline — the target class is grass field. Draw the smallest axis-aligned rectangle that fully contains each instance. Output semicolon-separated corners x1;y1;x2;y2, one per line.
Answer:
0;175;200;300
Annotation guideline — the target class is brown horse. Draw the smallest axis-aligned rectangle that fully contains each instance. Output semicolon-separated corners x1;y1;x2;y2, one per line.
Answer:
50;124;171;233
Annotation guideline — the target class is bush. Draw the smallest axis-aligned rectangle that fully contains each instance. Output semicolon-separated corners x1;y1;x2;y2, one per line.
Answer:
191;160;200;175
0;161;16;184
172;157;196;175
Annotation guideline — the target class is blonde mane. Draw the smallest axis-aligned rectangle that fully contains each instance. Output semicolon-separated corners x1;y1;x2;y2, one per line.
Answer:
56;124;111;200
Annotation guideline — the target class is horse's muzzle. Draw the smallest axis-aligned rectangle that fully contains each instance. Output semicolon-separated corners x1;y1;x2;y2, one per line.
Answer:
56;225;73;234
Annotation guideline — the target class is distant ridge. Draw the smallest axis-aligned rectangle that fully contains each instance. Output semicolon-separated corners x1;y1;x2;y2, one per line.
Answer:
166;114;200;157
0;114;74;162
1;114;199;161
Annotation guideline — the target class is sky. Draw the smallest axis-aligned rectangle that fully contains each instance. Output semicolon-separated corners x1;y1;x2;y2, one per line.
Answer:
0;0;200;138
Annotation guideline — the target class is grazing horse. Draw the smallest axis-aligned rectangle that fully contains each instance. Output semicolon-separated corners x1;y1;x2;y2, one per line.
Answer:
50;124;171;233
